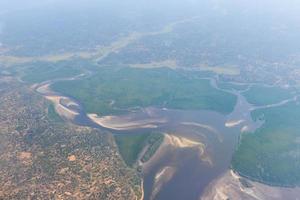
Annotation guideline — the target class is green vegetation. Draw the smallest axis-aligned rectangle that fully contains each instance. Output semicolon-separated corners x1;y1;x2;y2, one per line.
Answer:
141;133;164;163
114;133;150;166
114;132;164;166
20;60;85;84
47;104;62;122
52;67;237;115
243;85;294;106
232;102;300;186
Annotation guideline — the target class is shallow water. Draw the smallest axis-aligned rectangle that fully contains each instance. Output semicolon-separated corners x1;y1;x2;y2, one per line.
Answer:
35;76;264;200
74;104;256;200
141;109;242;200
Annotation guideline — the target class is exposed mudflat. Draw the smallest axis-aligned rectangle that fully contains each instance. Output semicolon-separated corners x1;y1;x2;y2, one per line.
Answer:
202;170;300;200
87;112;167;130
34;82;80;120
33;73;300;200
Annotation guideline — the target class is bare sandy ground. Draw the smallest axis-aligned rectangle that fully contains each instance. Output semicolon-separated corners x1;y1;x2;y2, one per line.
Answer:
180;121;223;143
225;119;245;128
166;134;212;166
130;60;178;69
166;134;205;154
143;133;211;173
138;180;144;200
87;113;167;130
151;166;176;200
45;96;79;120
35;83;52;95
201;170;300;200
34;83;80;121
142;134;172;174
142;134;212;200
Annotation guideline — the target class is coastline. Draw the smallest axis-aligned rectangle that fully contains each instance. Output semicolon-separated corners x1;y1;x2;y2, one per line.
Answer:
34;83;80;121
87;113;167;131
31;72;300;200
201;170;300;200
141;133;213;200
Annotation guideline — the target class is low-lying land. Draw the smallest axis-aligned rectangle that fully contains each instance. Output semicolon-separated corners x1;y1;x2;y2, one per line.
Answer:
115;133;150;167
47;104;63;122
17;59;87;84
232;102;300;186
243;85;295;106
217;81;249;91
114;132;164;167
52;67;237;115
202;170;300;200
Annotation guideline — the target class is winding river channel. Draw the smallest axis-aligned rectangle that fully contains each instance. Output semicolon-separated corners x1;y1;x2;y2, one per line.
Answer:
33;71;298;200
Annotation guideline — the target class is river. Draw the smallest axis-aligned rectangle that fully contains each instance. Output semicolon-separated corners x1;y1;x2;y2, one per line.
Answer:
34;72;298;200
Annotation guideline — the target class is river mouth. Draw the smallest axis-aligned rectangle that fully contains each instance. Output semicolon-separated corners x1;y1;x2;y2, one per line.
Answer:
74;106;242;200
34;76;264;200
78;106;247;200
138;108;241;200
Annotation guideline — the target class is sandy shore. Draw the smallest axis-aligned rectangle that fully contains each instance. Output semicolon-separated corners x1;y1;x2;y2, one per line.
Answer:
201;170;300;200
35;83;52;95
45;96;79;120
138;180;144;200
34;83;80;121
87;113;167;130
143;133;212;173
142;133;213;200
151;166;176;200
225;119;245;128
180;121;223;142
166;134;212;166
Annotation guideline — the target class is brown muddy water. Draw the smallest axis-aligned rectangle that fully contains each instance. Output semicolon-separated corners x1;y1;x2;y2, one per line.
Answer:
76;101;259;200
36;78;264;200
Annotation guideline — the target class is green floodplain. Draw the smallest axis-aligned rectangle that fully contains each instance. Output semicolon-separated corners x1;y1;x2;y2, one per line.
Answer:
114;133;150;167
20;62;237;167
19;60;84;84
232;102;300;186
50;66;237;166
233;85;300;186
19;60;300;186
52;67;237;115
242;85;295;106
47;104;62;123
114;133;164;166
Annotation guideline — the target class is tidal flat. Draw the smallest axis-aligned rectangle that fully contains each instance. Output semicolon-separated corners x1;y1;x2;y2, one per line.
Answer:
31;65;300;199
